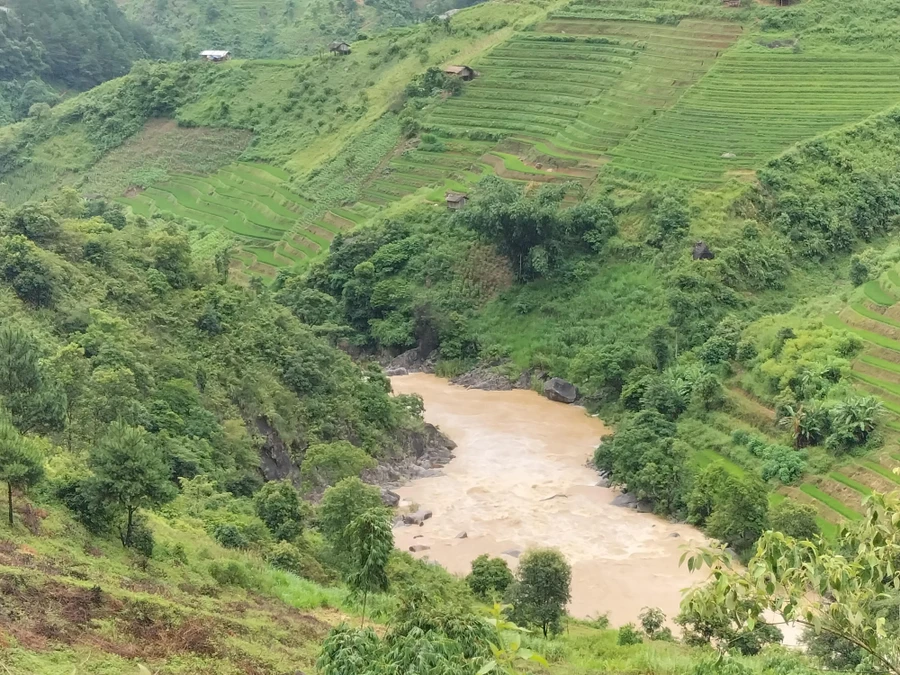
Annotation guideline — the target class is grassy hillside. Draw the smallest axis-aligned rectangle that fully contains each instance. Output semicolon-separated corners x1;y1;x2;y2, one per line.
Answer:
117;0;485;59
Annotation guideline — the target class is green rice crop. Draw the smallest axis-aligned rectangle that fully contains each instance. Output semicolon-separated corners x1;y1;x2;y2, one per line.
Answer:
828;472;873;496
825;313;900;352
857;459;900;485
863;279;899;306
799;484;863;521
850;303;900;329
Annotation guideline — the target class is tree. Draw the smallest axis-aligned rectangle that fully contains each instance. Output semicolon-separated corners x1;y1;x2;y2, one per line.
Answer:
639;607;671;641
467;554;515;601
254;480;309;541
704;476;768;554
319;477;383;559
682;492;900;673
768;500;819;540
345;508;393;626
508;548;571;637
647;325;673;372
90;421;176;548
0;235;57;306
6;203;62;243
645;193;689;248
301;441;376;491
49;343;90;451
0;418;43;527
0;323;64;433
594;411;688;515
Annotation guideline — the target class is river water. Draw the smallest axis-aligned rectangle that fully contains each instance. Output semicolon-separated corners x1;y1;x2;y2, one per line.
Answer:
391;373;706;626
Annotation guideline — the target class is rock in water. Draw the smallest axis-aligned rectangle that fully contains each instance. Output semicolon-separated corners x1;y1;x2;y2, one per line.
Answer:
381;489;400;507
611;492;638;509
409;545;431;552
455;531;468;539
402;509;433;525
502;549;522;558
543;377;577;404
385;367;409;376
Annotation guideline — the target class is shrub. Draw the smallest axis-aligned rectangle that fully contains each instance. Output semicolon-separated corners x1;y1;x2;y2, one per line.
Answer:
213;523;250;549
761;446;806;484
617;623;643;646
128;517;155;558
466;554;514;600
209;560;256;589
265;541;332;584
639;607;671;640
769;501;819;540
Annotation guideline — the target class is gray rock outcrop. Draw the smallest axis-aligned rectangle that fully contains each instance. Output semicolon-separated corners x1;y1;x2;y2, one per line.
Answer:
381;489;400;507
611;492;638;509
543;378;577;404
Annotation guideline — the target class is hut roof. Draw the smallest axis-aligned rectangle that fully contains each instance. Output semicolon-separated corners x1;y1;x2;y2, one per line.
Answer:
444;65;472;75
446;191;468;203
201;50;230;58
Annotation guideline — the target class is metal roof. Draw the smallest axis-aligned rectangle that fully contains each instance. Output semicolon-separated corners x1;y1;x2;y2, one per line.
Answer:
201;50;230;57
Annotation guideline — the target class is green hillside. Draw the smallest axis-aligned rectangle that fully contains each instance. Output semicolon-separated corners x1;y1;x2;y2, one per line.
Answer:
5;0;900;670
0;0;161;124
117;0;485;59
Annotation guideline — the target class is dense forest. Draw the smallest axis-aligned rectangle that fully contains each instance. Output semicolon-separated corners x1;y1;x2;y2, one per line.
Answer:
0;0;160;123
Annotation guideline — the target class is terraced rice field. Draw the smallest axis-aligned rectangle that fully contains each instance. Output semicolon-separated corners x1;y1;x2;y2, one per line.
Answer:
608;48;900;182
118;162;357;279
765;265;900;524
552;0;730;22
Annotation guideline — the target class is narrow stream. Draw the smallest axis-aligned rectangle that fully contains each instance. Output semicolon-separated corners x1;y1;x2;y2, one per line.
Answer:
391;373;706;625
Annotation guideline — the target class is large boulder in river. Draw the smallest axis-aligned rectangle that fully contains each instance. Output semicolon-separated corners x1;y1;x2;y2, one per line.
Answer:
611;492;639;509
402;509;433;525
544;378;577;404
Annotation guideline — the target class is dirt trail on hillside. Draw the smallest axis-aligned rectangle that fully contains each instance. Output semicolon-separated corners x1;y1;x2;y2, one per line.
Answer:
391;373;706;625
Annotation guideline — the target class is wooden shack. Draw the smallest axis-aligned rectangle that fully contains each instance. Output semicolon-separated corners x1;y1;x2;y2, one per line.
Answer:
446;192;468;210
329;41;352;55
200;50;231;62
444;65;476;81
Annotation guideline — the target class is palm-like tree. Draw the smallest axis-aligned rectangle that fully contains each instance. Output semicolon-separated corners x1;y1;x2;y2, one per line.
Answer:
831;396;883;445
779;403;825;448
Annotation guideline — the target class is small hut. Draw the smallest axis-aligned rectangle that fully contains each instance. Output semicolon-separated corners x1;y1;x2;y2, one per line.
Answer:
329;41;352;55
721;0;740;7
200;50;231;62
692;241;714;260
446;192;468;210
444;65;476;81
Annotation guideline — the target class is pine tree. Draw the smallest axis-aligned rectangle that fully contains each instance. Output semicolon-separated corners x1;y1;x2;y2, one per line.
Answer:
0;418;43;527
90;421;176;547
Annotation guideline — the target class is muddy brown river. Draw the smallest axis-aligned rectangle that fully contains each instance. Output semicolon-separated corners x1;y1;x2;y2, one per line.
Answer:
391;373;706;626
